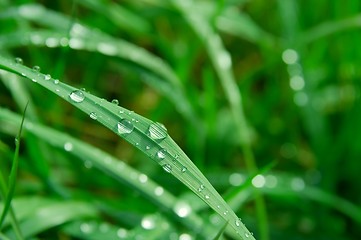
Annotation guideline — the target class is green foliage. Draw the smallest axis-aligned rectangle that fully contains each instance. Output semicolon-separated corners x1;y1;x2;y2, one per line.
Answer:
1;0;361;239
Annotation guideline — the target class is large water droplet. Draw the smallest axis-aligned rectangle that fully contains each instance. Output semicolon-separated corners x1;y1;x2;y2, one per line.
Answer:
155;149;167;162
32;65;40;72
69;90;85;103
148;122;168;140
162;164;172;173
89;112;97;120
117;119;134;134
15;57;23;65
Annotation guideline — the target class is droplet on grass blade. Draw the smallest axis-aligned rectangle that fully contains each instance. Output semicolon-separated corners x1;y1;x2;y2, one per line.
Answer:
89;112;97;120
54;79;59;84
15;57;23;65
44;74;51;80
162;164;172;173
69;90;85;103
148;122;168;140
32;65;40;72
117;119;134;134
111;99;119;105
155;149;167;162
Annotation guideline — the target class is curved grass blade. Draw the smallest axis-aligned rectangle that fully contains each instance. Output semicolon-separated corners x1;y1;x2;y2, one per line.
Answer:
0;55;252;239
0;108;214;238
0;102;27;240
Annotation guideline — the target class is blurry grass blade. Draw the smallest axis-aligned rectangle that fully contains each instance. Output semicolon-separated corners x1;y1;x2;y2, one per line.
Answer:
0;55;252;239
5;201;97;239
0;102;27;237
213;220;229;240
0;108;214;238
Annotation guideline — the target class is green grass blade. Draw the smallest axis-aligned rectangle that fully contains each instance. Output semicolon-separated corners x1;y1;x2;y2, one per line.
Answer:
0;108;213;238
0;54;252;239
0;102;27;240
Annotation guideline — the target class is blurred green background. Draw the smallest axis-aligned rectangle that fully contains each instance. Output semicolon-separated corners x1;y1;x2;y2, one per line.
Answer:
1;0;361;239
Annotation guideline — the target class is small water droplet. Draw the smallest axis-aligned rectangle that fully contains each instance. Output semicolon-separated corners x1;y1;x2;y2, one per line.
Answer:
154;186;164;196
162;164;172;173
54;79;59;84
69;90;85;103
32;65;40;72
155;149;167;162
44;74;51;80
31;78;37;82
198;184;205;192
204;194;210;200
145;145;151;150
89;112;97;120
148;122;168;140
119;110;124;114
223;210;229;215
111;99;119;105
15;57;23;65
245;233;250;238
64;142;73;151
181;166;187;173
117;119;134;134
235;219;240;227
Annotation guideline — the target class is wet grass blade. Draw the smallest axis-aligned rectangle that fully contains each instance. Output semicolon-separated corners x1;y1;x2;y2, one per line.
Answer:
0;107;215;238
0;54;252;239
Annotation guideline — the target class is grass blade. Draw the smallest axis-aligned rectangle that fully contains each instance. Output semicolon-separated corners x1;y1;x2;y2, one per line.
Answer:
0;102;27;240
0;53;253;239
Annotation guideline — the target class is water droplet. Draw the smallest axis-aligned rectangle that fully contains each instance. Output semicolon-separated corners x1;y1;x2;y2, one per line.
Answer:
31;78;37;82
117;119;134;134
141;216;155;230
181;166;187;173
162;164;172;173
80;223;92;233
154;186;164;196
138;174;148;183
145;145;151;150
198;184;205;192
155;149;167;162
89;112;97;120
174;201;192;218
84;161;93;169
54;79;59;84
32;65;40;72
15;57;23;65
64;142;73;151
148;122;168;141
235;219;240;227
223;210;229;215
69;90;85;103
111;99;119;105
44;74;51;80
119;110;124;114
204;194;210;200
245;233;250;238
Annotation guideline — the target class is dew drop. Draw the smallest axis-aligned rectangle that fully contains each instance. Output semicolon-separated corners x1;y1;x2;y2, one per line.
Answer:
15;57;23;65
64;142;73;152
155;149;167;162
245;233;250;238
162;164;172;173
198;184;205;192
69;90;85;103
145;145;151;150
119;110;124;114
204;194;210;200
44;74;51;80
80;223;92;233
181;166;187;173
32;65;40;72
111;99;119;105
54;79;59;84
235;219;240;227
154;186;164;196
31;78;37;82
89;112;97;120
117;119;134;134
148;122;168;140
